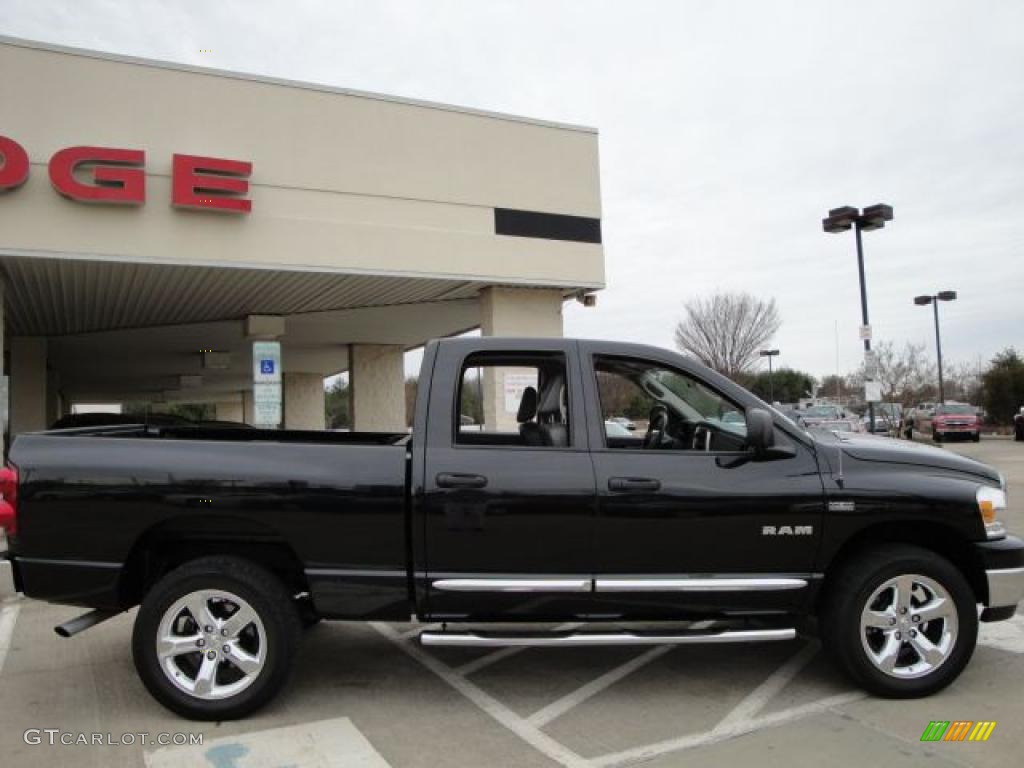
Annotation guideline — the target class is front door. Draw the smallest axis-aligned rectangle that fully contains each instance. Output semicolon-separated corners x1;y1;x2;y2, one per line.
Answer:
581;349;825;619
420;345;596;621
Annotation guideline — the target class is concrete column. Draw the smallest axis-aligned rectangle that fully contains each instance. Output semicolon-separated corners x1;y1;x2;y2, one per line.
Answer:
284;372;326;430
9;337;48;436
480;286;564;337
241;390;256;425
350;344;405;432
479;287;564;431
215;400;244;423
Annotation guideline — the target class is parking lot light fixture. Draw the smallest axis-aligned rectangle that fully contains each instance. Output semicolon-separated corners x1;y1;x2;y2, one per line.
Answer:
759;349;780;402
822;203;894;433
915;291;957;404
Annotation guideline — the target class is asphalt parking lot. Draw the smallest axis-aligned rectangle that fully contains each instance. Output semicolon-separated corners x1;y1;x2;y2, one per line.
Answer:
1;437;1022;768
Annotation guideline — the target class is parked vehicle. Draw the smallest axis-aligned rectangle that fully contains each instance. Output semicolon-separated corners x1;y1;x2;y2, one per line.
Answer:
932;403;981;443
1015;407;1024;442
2;337;1021;720
609;416;637;431
800;405;863;433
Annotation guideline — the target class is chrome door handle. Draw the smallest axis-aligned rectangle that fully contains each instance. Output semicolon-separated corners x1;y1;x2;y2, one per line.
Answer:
608;477;661;492
436;473;488;489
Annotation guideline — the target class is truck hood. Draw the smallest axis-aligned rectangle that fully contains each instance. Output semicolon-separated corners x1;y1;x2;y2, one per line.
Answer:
809;430;1001;485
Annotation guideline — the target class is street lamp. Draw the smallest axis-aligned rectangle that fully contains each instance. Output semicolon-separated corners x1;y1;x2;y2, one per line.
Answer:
823;203;894;432
760;349;780;402
914;291;957;403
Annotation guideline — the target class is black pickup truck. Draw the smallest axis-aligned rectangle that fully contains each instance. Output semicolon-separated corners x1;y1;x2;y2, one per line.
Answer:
2;337;1022;720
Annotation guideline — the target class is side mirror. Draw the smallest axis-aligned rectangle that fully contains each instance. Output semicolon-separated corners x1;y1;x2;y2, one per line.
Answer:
745;408;775;459
745;408;796;461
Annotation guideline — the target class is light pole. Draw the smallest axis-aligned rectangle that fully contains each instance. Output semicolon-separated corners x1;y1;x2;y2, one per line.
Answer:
823;203;894;432
914;291;957;403
760;349;780;402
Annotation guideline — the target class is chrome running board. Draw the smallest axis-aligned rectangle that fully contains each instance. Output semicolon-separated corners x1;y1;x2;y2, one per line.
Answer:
419;627;796;648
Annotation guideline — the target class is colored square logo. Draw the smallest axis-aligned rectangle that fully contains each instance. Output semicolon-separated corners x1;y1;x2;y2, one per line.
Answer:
260;360;275;375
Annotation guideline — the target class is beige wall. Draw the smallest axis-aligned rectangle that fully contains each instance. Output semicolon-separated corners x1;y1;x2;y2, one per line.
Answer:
0;38;604;290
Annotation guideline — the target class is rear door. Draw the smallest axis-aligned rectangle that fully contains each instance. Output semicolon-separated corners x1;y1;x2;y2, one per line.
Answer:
417;340;597;621
580;345;825;619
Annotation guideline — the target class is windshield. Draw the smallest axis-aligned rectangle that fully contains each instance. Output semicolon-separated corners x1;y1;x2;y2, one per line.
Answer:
936;404;975;415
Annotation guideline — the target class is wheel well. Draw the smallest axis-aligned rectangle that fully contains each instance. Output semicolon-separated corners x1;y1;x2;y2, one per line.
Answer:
118;516;309;607
818;522;988;608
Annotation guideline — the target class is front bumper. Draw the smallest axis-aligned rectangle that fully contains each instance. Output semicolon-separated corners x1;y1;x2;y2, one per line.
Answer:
976;536;1024;621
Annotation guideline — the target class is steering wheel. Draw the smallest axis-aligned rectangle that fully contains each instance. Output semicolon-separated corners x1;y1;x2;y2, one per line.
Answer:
643;405;669;449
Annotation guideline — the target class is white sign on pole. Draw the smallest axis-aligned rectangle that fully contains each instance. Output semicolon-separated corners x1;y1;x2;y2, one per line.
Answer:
864;380;883;403
859;324;873;341
863;349;878;379
252;341;282;427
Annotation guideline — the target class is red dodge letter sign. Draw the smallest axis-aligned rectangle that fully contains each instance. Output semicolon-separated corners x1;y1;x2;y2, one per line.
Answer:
172;154;252;213
0;135;30;191
49;146;146;204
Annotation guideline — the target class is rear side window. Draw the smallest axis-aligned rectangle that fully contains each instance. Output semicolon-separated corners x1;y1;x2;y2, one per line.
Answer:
456;353;571;448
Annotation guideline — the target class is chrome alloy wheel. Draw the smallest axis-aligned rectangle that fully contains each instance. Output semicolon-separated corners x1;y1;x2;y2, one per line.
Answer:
156;589;266;700
860;573;958;679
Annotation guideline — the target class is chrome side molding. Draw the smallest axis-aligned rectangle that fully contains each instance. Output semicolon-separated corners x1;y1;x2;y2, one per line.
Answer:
594;577;808;592
430;576;812;593
431;578;591;593
420;627;797;648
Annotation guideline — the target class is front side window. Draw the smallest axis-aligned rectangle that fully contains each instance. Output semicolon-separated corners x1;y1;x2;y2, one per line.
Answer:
456;353;571;448
594;356;747;451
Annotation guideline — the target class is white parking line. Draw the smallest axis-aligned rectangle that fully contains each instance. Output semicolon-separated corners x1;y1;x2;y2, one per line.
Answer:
0;601;21;679
371;622;595;768
456;623;583;676
528;645;674;727
713;641;819;730
525;621;714;728
145;716;391;768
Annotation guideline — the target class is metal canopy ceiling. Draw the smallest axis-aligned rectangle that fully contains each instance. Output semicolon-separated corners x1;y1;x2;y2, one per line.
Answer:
0;255;488;337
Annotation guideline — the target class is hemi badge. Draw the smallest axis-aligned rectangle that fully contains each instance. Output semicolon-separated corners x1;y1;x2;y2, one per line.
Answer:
828;501;856;512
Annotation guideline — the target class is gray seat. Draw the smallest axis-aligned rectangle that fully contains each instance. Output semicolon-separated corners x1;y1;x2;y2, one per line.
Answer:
536;375;569;448
517;386;543;446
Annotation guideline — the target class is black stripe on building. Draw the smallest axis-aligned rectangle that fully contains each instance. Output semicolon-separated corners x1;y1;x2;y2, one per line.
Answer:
494;208;602;244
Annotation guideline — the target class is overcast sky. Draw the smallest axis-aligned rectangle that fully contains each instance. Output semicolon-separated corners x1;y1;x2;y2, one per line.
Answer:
3;0;1022;381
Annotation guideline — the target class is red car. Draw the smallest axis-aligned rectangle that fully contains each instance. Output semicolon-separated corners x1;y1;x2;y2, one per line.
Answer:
932;403;980;443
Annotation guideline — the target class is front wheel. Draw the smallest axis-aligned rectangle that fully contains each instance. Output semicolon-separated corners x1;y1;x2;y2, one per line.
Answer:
821;544;977;698
132;556;301;720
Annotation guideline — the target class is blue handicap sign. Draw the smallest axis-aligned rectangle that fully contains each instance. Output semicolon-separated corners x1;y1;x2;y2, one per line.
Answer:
260;359;275;375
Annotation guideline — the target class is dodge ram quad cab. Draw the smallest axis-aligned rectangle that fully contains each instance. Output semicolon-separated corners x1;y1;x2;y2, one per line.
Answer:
1;337;1022;720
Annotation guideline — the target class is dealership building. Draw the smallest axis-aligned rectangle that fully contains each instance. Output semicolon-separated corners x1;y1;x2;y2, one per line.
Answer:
0;36;603;437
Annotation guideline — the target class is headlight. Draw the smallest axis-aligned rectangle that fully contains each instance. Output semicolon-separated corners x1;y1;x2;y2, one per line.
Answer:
976;486;1007;540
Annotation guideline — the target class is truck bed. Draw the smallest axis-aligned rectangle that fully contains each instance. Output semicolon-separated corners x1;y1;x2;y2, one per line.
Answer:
9;427;412;618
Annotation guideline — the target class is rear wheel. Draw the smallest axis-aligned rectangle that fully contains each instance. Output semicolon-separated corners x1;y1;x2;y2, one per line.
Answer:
972;433;981;443
821;544;977;698
132;556;301;720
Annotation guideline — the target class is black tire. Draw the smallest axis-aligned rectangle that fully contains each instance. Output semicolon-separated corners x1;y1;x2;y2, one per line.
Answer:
820;543;977;698
132;556;301;720
933;432;942;443
972;433;981;443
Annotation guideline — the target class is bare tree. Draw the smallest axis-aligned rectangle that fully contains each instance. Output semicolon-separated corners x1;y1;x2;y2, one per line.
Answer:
847;340;937;405
673;292;781;378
